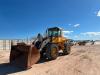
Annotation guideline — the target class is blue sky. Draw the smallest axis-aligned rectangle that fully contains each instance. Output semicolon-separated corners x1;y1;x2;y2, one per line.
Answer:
0;0;100;40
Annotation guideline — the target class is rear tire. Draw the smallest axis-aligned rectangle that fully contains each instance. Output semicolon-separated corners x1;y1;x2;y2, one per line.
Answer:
63;42;71;55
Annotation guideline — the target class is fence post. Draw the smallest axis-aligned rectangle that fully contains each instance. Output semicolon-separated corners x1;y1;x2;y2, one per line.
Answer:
3;40;6;51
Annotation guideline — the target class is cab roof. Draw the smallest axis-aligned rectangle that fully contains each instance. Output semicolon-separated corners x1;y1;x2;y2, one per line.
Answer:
48;27;62;31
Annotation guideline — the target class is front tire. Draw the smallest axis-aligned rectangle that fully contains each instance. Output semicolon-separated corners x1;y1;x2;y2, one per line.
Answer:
46;44;58;60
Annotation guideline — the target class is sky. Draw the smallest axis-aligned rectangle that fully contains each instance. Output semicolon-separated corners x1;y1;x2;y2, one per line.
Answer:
0;0;100;40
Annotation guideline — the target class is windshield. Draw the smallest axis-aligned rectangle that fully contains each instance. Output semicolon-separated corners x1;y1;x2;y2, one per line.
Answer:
48;30;61;37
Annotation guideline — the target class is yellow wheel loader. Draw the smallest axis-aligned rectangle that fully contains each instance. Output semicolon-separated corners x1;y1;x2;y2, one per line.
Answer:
10;27;71;69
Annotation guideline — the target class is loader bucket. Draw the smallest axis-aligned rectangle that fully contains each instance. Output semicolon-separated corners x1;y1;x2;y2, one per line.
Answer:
10;44;40;69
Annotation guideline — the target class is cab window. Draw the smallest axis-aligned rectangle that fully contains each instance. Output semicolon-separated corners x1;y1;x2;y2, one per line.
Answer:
48;30;61;37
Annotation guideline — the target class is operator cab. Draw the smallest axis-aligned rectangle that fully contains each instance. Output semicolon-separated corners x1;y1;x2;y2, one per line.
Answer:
47;27;62;37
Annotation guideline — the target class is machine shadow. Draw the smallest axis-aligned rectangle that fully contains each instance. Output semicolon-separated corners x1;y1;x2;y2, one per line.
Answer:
38;58;49;63
0;59;49;75
0;63;26;75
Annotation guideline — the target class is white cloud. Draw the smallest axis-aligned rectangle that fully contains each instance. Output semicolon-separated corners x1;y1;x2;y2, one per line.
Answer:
63;30;73;38
97;10;100;17
81;32;100;36
80;32;100;40
68;24;72;26
74;35;79;38
65;31;100;40
74;24;80;27
64;35;69;38
63;31;73;34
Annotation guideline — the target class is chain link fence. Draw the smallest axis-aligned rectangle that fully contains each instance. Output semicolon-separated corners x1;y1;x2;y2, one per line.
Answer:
0;39;33;51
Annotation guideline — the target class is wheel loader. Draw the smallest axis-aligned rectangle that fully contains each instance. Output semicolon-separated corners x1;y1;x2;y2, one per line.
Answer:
10;27;71;69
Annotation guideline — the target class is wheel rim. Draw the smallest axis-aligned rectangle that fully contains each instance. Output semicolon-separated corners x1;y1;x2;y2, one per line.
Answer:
51;47;58;59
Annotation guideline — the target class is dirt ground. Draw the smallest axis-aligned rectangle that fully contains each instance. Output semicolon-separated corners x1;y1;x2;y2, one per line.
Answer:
0;45;100;75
